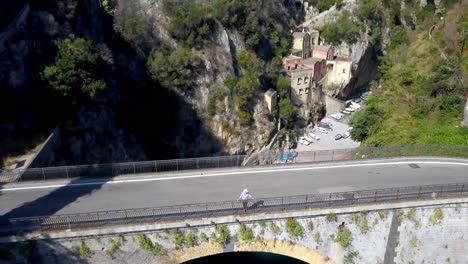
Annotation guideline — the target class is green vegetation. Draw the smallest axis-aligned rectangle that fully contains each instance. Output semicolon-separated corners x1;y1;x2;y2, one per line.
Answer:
351;2;468;147
269;222;281;234
214;225;230;245
411;236;419;247
105;236;122;259
414;220;422;228
378;210;387;220
318;10;361;44
349;213;369;234
200;232;209;243
344;250;360;264
186;231;198;248
325;212;337;222
406;208;417;221
334;227;352;248
239;224;254;242
135;233;165;255
163;0;291;54
147;46;202;94
43;38;106;102
173;229;185;249
285;218;304;239
79;241;90;258
429;208;444;225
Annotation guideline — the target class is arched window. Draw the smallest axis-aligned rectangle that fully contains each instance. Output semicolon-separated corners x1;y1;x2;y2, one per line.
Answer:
342;68;346;73
295;64;298;69
304;76;309;84
297;78;302;85
299;89;304;95
305;88;310;94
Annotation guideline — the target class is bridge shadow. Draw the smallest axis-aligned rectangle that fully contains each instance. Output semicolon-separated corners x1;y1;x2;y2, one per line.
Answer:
0;172;111;234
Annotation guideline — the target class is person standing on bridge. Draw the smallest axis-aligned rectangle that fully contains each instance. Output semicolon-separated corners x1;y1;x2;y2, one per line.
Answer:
239;189;253;212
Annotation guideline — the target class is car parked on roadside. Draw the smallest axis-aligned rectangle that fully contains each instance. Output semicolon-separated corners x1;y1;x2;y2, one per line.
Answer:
335;134;343;140
343;131;350;139
317;127;328;134
308;133;320;140
298;138;311;145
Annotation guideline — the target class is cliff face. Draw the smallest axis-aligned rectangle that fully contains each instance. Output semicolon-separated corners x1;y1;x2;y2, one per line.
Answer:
0;0;301;166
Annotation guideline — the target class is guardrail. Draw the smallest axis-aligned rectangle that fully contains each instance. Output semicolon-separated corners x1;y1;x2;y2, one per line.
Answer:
1;145;467;183
6;182;468;234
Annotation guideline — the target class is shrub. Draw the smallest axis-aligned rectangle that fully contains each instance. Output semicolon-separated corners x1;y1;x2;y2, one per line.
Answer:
378;210;387;220
306;220;314;231
325;212;337;222
429;208;444;225
79;242;90;258
269;223;281;235
358;217;369;234
406;208;416;221
214;225;230;245
285;218;304;239
334;228;352;248
350;105;386;141
135;234;165;255
200;232;209;243
173;230;185;249
411;236;419;247
318;10;361;44
344;250;360;264
186;231;198;248
43;38;107;102
239;225;254;242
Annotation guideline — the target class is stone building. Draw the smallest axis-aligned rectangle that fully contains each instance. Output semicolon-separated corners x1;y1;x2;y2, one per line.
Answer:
264;89;277;114
281;29;354;118
324;57;353;90
292;31;311;59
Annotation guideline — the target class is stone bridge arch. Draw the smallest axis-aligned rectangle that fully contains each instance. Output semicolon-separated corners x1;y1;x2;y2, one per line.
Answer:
173;239;335;264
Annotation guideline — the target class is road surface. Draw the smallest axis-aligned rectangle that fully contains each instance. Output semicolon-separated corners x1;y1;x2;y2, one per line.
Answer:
1;158;467;221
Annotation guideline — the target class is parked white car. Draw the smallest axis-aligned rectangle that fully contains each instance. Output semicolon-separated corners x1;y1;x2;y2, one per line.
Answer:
330;112;342;120
342;110;351;115
343;131;351;138
350;102;361;109
298;138;311;145
347;127;353;132
317;127;328;134
308;133;320;140
303;135;315;142
345;107;355;112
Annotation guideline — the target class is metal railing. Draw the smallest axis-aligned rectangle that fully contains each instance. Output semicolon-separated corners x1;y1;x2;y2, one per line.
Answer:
1;145;467;183
6;182;467;234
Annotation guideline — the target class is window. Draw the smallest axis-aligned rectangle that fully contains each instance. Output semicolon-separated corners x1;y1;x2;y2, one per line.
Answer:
342;68;346;73
288;66;291;70
305;88;310;94
297;78;302;85
295;64;298;69
299;89;304;95
304;76;309;84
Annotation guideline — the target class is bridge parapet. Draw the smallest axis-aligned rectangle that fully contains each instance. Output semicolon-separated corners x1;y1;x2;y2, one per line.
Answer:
1;145;468;183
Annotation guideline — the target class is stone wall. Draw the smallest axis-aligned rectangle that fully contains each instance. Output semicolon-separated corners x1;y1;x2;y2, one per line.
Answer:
28;127;61;168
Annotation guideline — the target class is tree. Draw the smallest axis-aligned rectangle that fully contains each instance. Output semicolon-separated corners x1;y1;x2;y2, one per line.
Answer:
350;105;386;141
43;38;106;101
279;99;298;125
147;46;202;94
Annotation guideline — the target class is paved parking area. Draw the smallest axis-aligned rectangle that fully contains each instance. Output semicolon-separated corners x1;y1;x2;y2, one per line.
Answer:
295;117;360;152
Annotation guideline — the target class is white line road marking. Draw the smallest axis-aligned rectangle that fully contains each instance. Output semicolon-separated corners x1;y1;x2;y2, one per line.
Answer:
1;161;468;192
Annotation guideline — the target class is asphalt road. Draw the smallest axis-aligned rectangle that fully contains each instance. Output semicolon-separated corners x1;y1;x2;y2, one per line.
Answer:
1;159;468;220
